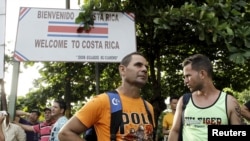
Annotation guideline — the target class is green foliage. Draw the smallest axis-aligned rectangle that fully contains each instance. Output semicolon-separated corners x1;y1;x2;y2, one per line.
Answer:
155;110;167;141
75;0;95;31
223;87;250;107
75;0;128;31
154;0;250;64
20;62;121;113
235;88;250;104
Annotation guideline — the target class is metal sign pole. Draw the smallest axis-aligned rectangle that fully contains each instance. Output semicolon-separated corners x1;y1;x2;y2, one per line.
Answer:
8;61;20;121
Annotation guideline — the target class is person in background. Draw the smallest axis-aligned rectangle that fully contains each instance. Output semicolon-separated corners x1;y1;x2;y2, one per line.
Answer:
49;100;68;141
241;100;250;122
0;111;26;141
58;52;155;141
162;96;179;141
168;54;244;141
16;109;40;141
14;108;55;141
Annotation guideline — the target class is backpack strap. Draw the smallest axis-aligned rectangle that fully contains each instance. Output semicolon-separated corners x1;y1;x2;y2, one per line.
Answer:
179;93;191;141
107;91;154;141
143;100;153;125
182;93;191;124
107;91;122;141
143;99;156;138
182;93;191;110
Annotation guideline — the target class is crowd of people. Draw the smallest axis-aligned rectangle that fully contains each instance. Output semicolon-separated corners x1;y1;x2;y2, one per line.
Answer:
0;99;67;141
1;52;250;141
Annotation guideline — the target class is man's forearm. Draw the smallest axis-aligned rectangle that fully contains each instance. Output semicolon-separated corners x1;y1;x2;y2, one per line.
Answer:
58;131;84;141
16;110;30;117
168;130;179;141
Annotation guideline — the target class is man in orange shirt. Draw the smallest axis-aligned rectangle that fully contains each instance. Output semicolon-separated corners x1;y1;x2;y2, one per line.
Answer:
58;52;155;141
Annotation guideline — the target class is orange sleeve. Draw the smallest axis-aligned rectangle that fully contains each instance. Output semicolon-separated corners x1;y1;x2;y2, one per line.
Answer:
75;93;110;128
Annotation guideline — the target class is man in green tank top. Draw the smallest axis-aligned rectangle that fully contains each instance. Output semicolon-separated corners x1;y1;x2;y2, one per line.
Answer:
168;54;244;141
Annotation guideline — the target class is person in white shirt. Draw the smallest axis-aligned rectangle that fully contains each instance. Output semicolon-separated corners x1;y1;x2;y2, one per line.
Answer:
49;100;68;141
0;111;26;141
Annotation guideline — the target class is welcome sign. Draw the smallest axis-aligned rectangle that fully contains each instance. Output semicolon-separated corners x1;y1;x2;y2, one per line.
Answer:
14;7;136;62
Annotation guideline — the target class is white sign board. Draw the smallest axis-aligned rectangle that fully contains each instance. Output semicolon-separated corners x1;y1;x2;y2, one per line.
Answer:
0;0;6;79
14;7;136;62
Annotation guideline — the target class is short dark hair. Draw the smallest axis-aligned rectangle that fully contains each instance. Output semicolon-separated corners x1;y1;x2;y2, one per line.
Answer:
30;109;41;117
182;54;213;78
170;96;179;102
43;107;51;112
54;99;67;114
120;52;144;66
